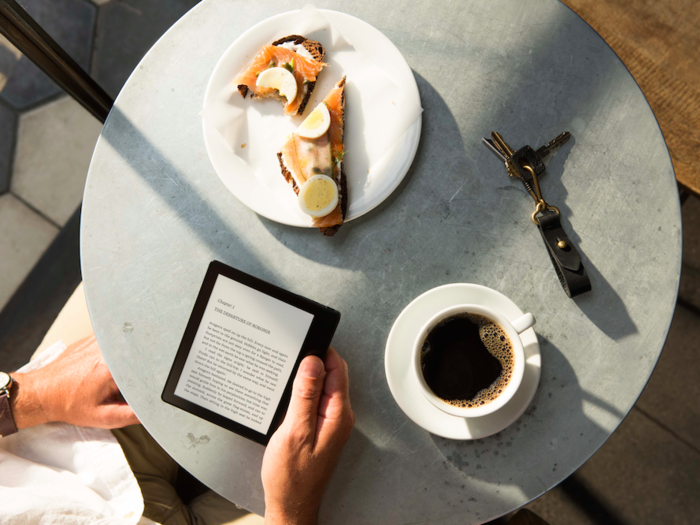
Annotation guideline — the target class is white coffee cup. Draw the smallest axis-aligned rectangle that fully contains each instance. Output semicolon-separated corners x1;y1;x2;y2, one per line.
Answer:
412;304;536;418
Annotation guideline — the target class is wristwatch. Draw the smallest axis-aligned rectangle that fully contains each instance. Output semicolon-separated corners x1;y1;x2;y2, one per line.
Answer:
0;371;18;437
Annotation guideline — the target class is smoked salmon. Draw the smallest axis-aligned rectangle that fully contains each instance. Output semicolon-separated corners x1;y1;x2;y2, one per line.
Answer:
278;77;347;236
234;35;327;116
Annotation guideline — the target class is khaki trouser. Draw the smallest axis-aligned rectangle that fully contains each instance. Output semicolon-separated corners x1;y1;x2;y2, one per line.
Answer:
34;283;264;525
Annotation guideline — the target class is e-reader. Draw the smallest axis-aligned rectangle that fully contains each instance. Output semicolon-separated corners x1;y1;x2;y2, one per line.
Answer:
162;260;340;445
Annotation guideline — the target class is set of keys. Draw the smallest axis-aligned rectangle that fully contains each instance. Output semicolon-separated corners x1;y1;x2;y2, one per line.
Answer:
482;131;591;298
483;131;571;225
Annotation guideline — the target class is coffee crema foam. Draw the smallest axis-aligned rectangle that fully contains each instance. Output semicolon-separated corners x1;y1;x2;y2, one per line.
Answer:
420;313;514;408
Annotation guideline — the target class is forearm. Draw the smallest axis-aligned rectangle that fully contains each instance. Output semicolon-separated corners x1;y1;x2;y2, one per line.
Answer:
8;372;49;430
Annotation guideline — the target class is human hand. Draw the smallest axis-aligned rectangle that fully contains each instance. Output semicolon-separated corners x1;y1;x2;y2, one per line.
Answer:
262;347;355;525
11;335;139;430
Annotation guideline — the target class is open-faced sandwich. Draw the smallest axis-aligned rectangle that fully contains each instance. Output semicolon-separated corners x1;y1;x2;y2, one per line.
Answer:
235;35;327;116
277;77;347;236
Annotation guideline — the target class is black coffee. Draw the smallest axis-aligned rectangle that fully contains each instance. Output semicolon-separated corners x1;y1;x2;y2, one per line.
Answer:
420;313;514;407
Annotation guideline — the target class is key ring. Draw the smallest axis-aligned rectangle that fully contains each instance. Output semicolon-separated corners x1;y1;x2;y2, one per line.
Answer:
482;130;591;298
531;200;560;225
522;165;560;225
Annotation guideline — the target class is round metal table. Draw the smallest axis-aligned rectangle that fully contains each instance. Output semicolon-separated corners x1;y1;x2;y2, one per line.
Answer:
81;0;682;523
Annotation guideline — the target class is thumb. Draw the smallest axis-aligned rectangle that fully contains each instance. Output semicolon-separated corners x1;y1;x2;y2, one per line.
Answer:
284;356;325;438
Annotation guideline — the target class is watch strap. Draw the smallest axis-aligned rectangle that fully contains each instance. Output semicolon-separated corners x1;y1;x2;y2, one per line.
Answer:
0;390;18;437
537;209;592;298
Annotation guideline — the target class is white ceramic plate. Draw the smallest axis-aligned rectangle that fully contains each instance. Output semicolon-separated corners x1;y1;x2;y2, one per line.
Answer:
385;284;541;440
202;10;422;227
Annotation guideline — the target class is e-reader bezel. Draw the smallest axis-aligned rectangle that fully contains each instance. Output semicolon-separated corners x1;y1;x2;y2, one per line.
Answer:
162;260;340;445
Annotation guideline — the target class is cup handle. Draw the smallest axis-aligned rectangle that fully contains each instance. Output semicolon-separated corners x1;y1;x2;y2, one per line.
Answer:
511;313;536;334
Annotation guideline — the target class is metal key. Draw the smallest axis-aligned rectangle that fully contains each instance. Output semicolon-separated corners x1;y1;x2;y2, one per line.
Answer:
483;131;571;176
482;133;525;183
536;131;571;160
482;137;507;163
484;131;571;189
491;132;515;159
483;132;539;200
511;131;571;191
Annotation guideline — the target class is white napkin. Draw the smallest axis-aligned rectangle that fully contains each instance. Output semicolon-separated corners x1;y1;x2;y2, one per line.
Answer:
0;342;153;525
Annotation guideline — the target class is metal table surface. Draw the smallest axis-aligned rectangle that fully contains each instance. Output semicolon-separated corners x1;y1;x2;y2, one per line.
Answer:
80;0;681;522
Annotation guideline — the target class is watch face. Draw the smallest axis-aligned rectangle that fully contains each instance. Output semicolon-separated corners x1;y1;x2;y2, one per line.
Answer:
0;372;11;390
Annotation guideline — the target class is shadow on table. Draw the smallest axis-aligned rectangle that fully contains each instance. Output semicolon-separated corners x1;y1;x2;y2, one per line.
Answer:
98;107;281;288
428;335;624;504
573;255;638;340
541;140;637;340
324;335;625;523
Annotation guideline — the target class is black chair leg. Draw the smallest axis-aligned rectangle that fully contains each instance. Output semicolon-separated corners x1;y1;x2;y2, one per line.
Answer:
0;0;112;123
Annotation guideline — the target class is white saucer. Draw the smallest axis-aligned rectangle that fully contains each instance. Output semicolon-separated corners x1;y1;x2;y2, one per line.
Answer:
385;284;541;440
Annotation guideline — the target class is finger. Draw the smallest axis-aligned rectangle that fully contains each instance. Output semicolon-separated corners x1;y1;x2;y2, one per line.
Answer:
316;406;354;450
316;348;353;446
318;349;350;420
283;356;325;440
323;347;349;396
102;380;127;405
323;346;343;372
316;398;354;452
97;403;140;429
95;365;122;399
318;390;351;421
317;375;350;420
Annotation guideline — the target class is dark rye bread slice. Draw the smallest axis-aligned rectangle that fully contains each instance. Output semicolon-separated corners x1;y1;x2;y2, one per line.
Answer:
277;77;346;236
319;162;347;236
237;35;326;116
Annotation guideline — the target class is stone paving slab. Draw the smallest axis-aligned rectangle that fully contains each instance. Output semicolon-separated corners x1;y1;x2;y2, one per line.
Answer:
0;102;16;193
678;264;700;312
678;196;700;310
525;479;599;525
91;0;200;98
0;193;58;310
635;288;700;448
0;0;96;110
12;96;102;226
0;206;81;372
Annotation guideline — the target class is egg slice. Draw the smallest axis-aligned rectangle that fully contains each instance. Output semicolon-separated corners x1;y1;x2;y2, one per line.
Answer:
298;175;338;217
256;67;297;104
296;102;331;140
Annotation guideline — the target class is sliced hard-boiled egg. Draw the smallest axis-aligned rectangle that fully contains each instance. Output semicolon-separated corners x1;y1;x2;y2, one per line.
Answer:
256;67;297;104
295;102;331;140
298;175;338;217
